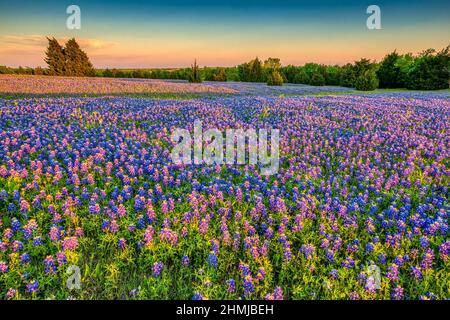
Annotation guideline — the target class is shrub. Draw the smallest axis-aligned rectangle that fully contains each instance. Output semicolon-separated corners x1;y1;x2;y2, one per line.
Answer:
212;68;227;81
377;51;403;88
355;72;379;91
310;72;325;86
188;59;202;83
267;70;283;86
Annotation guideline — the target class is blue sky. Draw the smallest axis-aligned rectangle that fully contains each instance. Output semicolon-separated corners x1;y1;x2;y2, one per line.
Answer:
1;0;449;67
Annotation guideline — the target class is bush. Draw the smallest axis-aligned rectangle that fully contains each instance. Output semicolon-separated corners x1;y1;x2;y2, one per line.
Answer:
267;70;283;86
377;51;403;88
339;64;356;87
212;68;227;81
355;72;378;91
310;72;325;86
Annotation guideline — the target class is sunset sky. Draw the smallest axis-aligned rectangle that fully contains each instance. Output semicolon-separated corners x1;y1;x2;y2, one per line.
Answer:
1;0;449;68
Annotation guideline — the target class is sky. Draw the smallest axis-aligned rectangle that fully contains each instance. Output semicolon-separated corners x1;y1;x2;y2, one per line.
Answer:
0;0;449;68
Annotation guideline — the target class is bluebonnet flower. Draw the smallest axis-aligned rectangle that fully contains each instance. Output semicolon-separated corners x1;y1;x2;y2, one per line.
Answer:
152;262;164;277
118;238;127;249
181;255;190;266
227;279;236;293
129;288;140;297
26;281;39;293
208;252;218;269
391;286;404;300
192;292;204;300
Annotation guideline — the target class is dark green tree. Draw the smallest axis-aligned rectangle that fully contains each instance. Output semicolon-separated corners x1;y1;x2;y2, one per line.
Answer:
310;72;325;86
267;70;283;86
325;65;342;86
339;63;356;87
188;59;202;83
355;72;378;91
212;68;227;81
64;38;94;76
103;68;113;77
34;66;44;75
238;57;264;82
377;51;403;88
132;69;144;78
406;46;450;90
264;57;283;86
45;37;66;75
339;59;378;90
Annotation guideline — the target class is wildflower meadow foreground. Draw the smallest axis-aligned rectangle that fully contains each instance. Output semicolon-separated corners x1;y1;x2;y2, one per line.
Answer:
0;79;449;300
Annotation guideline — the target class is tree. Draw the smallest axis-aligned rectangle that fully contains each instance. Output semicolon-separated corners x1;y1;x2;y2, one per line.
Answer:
325;65;342;86
264;57;282;70
310;72;325;86
406;46;450;90
0;66;14;74
264;57;283;85
355;73;378;91
34;66;44;75
238;57;264;82
45;37;66;75
132;69;144;78
294;69;310;84
267;69;283;86
281;65;295;83
249;57;264;82
212;68;227;81
353;58;377;77
339;63;356;87
339;59;378;90
377;51;403;88
64;38;94;76
188;59;202;83
103;68;113;77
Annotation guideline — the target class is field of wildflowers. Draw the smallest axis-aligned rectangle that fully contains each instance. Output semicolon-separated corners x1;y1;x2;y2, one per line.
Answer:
0;75;236;95
0;77;449;300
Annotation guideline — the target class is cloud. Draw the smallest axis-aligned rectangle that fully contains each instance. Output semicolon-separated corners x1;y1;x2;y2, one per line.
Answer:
0;35;116;50
1;35;47;46
75;38;116;50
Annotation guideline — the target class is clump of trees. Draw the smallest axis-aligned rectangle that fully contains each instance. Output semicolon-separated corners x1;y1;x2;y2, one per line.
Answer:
45;37;94;76
377;46;450;90
405;47;450;90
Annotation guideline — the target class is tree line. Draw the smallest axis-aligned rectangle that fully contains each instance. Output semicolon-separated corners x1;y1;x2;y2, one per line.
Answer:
1;38;448;90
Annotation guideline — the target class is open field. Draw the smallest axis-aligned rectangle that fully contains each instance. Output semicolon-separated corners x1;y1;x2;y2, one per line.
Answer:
0;75;236;95
0;76;449;300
